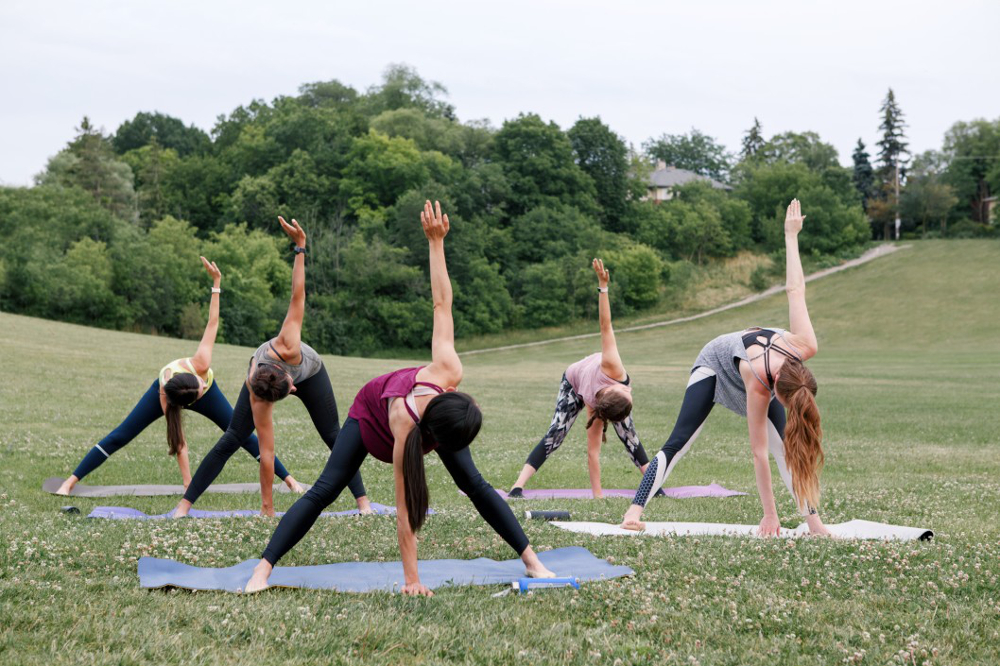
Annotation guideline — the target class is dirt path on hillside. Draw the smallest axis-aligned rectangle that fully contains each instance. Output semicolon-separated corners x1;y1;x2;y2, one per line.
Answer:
461;243;908;356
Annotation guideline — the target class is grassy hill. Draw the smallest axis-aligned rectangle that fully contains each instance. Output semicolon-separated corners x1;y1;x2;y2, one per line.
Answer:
1;240;998;665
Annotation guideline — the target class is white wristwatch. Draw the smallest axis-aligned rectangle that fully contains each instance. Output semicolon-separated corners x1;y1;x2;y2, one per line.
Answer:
597;287;609;294
211;287;222;294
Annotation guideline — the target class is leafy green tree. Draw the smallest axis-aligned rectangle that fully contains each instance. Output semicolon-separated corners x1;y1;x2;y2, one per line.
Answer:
508;204;602;265
601;242;664;311
121;141;182;227
903;153;959;236
671;181;753;251
517;259;577;328
567;117;632;231
370;108;493;167
642;129;732;182
941;118;1000;223
759;131;840;172
47;238;125;327
361;63;455;119
38;118;137;221
202;223;290;345
112;112;211;156
492;113;598;218
851;138;875;210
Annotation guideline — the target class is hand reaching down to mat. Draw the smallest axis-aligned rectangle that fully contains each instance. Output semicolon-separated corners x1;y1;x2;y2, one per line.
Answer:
401;582;434;597
757;514;781;537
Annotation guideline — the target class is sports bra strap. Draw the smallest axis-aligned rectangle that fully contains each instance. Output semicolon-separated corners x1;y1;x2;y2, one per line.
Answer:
267;341;288;363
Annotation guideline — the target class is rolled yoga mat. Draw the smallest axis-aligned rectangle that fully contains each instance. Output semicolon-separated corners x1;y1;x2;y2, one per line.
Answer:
491;483;746;500
43;477;310;498
138;546;633;593
87;503;401;520
551;519;933;541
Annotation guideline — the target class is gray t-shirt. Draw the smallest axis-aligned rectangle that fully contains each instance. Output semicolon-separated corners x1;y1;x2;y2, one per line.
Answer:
251;340;323;384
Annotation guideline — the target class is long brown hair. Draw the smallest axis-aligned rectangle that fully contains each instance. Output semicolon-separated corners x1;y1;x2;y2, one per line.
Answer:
163;374;201;456
403;392;482;532
775;358;823;511
585;387;633;443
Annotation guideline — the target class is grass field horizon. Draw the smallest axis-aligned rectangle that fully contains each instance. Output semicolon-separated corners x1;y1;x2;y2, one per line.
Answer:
2;240;999;665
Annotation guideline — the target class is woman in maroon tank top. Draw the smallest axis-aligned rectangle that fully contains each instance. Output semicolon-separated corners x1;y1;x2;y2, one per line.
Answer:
245;201;556;594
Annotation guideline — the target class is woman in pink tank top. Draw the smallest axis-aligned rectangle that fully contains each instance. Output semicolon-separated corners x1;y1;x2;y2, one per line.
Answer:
509;259;652;499
245;201;557;594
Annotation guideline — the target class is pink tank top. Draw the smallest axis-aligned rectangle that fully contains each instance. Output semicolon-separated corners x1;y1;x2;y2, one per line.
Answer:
564;353;630;408
347;367;444;463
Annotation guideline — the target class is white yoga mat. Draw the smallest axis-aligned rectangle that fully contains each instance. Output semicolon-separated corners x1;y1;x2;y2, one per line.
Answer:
551;519;933;541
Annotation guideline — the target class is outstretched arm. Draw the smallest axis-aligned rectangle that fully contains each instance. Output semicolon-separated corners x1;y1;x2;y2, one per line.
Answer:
250;394;276;516
391;427;431;596
745;381;780;536
274;217;307;362
593;258;625;379
421;201;462;384
190;257;222;374
784;200;818;360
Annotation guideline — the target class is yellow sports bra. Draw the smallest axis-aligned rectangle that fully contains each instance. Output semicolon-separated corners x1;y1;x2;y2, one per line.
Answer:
158;358;214;391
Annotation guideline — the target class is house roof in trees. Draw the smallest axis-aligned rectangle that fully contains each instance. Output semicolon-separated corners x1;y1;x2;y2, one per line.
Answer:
648;162;731;191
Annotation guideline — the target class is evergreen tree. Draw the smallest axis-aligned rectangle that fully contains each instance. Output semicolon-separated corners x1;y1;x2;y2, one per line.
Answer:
851;138;875;210
875;88;909;239
741;117;765;160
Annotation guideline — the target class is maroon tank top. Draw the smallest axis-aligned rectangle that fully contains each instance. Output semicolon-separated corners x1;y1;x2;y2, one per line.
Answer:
347;366;444;463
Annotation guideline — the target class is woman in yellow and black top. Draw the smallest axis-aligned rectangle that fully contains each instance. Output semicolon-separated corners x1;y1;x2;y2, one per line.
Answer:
55;258;304;495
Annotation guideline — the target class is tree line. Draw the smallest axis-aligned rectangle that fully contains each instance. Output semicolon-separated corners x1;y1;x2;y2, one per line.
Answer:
1;67;994;355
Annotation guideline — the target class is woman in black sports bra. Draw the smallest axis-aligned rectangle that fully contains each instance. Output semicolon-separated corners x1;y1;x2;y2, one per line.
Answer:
622;200;831;537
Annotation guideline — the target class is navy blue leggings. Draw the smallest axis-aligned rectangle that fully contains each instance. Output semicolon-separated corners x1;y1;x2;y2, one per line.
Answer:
71;380;290;481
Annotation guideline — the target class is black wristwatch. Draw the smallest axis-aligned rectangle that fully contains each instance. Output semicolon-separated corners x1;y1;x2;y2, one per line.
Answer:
293;246;307;255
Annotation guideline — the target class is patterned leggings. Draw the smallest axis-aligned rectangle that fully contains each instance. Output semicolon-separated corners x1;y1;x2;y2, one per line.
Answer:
525;374;650;471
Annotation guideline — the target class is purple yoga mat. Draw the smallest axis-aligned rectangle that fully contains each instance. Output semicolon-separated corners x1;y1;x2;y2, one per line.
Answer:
491;484;746;500
87;503;399;520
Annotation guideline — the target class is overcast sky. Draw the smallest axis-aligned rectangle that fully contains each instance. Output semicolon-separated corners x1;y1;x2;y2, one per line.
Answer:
1;0;997;186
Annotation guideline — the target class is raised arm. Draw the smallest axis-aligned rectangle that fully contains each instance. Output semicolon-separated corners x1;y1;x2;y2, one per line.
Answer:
593;258;625;379
273;216;307;362
421;201;462;384
784;199;818;359
190;257;222;374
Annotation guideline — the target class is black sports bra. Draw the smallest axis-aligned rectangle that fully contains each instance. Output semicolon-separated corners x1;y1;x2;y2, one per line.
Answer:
741;328;800;389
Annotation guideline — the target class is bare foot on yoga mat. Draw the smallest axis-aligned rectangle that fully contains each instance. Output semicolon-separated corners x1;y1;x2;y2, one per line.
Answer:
521;547;556;578
171;500;192;518
284;476;306;493
621;519;646;531
356;496;374;515
55;476;78;496
260;504;276;517
244;561;272;593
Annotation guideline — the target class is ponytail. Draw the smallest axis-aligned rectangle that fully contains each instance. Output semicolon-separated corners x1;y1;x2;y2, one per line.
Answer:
162;373;201;457
775;360;823;512
585;412;610;443
402;425;429;532
165;404;185;456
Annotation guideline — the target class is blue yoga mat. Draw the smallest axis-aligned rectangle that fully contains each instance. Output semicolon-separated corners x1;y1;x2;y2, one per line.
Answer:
88;503;398;520
138;546;632;593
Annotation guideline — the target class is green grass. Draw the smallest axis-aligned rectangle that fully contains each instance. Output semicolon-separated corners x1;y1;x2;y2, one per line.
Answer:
1;240;999;665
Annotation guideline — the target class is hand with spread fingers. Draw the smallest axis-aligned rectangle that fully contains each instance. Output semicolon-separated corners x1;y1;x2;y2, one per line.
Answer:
420;200;450;242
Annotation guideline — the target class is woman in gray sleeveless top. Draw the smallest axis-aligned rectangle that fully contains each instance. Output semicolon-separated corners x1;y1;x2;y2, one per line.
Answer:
172;216;371;517
622;200;831;537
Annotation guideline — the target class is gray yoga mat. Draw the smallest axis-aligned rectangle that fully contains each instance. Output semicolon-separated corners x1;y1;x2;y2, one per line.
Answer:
43;477;310;497
138;546;632;593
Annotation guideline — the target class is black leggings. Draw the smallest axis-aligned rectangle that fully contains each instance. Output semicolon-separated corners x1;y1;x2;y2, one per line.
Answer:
631;367;803;510
261;417;529;565
182;363;366;505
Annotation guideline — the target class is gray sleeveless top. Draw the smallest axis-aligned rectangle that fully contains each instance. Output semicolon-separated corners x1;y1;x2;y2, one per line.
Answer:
691;327;794;417
251;340;323;384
